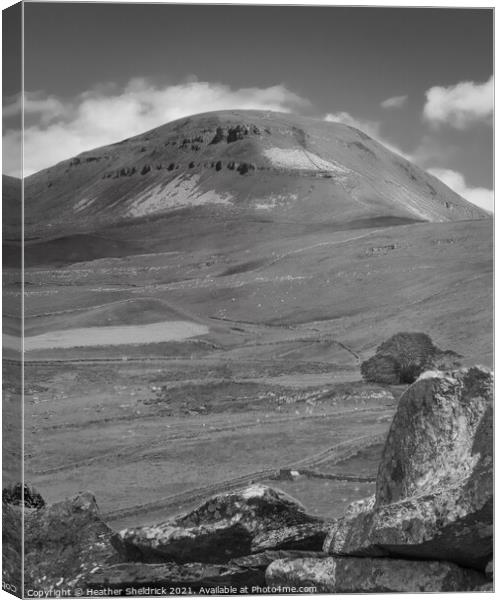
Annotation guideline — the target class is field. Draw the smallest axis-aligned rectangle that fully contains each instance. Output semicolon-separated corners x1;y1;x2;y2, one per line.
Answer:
10;215;491;528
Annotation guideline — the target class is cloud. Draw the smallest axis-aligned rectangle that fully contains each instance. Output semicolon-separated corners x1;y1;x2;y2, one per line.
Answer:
4;91;67;125
423;76;493;129
427;168;493;213
325;111;381;138
3;79;309;176
381;95;408;109
324;111;413;160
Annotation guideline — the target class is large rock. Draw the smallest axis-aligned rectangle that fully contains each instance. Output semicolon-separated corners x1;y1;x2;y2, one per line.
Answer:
265;556;487;593
324;367;493;571
324;477;492;570
376;366;493;505
24;491;120;592
113;485;320;563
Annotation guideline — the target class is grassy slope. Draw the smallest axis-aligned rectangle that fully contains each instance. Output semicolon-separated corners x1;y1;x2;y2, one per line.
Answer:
22;218;492;366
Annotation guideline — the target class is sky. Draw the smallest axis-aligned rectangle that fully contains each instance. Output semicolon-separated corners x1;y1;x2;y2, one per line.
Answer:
3;3;494;211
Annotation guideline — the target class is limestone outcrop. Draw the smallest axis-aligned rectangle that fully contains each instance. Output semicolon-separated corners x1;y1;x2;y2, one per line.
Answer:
324;367;493;571
112;484;321;564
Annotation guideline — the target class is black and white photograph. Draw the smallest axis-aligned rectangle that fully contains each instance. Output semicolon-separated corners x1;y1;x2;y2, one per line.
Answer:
1;2;494;596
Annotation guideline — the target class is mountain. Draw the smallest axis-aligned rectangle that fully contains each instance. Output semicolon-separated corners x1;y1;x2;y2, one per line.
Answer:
24;110;486;237
13;110;493;365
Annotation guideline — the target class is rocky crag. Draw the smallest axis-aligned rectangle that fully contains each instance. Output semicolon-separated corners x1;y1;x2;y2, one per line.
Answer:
4;366;493;594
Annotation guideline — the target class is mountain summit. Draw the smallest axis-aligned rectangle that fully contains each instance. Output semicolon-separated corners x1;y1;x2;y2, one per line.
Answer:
24;110;487;238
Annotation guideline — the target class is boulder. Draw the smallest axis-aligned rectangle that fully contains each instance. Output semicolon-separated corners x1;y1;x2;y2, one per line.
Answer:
113;485;320;564
324;367;493;571
265;556;488;593
24;491;120;592
376;366;493;505
251;522;330;553
324;477;492;570
112;521;252;564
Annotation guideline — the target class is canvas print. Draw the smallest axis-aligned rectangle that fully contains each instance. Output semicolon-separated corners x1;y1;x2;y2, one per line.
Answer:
2;2;494;597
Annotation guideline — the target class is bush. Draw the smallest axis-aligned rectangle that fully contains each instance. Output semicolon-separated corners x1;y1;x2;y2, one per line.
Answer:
360;354;400;385
361;332;446;385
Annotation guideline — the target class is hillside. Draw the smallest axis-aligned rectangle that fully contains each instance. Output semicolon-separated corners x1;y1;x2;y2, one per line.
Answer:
24;111;486;244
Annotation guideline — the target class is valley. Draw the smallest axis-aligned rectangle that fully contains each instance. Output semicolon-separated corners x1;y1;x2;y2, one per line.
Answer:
5;110;493;535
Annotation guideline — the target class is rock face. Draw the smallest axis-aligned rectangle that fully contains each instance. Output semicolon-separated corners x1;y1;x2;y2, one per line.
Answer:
24;491;120;592
324;480;492;570
324;367;493;571
266;556;487;593
113;485;321;563
376;365;493;504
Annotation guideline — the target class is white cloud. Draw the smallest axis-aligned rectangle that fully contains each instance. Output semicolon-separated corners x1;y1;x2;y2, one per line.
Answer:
4;91;67;125
423;76;493;129
381;95;408;109
3;79;309;176
427;168;493;213
324;111;413;160
325;111;381;138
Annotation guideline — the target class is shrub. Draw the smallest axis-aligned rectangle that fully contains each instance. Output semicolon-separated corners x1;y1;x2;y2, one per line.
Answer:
360;354;400;385
360;332;448;385
237;162;255;175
